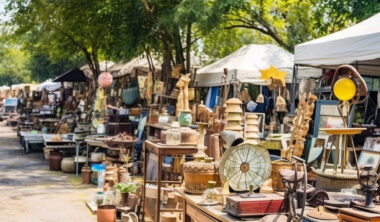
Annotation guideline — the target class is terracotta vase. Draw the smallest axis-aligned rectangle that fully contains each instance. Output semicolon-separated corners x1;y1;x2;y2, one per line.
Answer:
97;205;116;222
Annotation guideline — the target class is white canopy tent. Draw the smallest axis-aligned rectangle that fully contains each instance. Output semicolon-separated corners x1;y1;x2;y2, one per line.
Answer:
196;44;320;87
295;12;380;76
36;79;61;91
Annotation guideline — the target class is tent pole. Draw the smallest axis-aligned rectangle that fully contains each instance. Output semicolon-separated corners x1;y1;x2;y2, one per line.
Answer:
290;64;298;115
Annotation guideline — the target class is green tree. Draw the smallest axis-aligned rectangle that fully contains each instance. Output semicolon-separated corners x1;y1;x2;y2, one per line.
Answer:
209;0;380;52
27;52;86;82
0;45;31;86
6;0;119;83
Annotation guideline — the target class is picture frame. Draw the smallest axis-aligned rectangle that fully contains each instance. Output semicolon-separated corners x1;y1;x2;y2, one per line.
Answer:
363;137;380;152
357;150;380;171
313;100;350;137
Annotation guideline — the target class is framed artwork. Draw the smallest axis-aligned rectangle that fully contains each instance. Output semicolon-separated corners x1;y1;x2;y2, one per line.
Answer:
363;137;380;152
358;150;380;171
313;100;351;137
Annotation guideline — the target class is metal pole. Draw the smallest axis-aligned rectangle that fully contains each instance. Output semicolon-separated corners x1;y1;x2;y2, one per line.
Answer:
290;65;298;115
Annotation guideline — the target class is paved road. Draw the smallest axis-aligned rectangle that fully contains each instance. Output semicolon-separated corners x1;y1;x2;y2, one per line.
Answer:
0;123;97;222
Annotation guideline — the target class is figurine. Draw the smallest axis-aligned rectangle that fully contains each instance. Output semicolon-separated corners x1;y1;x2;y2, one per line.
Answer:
176;73;191;115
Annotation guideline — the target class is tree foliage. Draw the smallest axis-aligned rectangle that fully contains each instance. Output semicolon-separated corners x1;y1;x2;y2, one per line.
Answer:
1;0;380;86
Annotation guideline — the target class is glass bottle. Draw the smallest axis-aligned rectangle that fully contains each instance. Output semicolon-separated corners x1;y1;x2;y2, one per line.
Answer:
103;189;115;205
94;191;104;206
202;181;220;205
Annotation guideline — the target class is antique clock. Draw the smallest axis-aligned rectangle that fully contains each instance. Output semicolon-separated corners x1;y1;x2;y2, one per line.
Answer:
219;143;271;192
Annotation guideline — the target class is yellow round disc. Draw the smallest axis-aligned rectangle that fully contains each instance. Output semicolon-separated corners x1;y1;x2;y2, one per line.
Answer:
333;78;356;101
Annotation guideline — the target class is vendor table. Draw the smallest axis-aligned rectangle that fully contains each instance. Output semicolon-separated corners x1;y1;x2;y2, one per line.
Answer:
21;133;44;154
176;187;260;222
142;140;198;222
339;208;380;222
85;135;137;163
176;187;341;222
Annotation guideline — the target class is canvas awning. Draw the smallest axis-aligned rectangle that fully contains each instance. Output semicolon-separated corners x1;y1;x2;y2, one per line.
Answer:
36;79;61;91
53;68;89;82
196;44;320;87
295;12;380;76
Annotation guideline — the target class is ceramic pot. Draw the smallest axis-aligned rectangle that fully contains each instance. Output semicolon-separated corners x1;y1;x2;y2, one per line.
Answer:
97;205;116;222
61;157;75;173
178;111;192;127
49;152;63;171
97;123;106;136
91;148;105;163
82;166;92;184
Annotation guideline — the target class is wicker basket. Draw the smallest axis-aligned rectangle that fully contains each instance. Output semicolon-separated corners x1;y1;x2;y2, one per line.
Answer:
271;159;303;192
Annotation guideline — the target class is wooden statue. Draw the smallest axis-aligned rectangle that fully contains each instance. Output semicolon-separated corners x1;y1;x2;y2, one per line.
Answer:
285;93;317;160
176;73;191;115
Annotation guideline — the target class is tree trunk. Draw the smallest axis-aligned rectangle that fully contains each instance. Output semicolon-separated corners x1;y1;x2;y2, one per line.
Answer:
173;27;185;67
186;22;192;73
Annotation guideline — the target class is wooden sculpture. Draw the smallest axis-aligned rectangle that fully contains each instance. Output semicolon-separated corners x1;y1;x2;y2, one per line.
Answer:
225;98;243;134
244;113;260;145
285;93;317;160
176;73;191;115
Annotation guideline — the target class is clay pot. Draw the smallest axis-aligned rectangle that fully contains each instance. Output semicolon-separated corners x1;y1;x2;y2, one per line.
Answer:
97;205;116;222
61;157;75;173
82;166;92;184
49;152;63;171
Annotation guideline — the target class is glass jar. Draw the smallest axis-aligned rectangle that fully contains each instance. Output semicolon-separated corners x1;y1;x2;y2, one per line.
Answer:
166;122;181;145
94;191;104;206
103;189;115;205
202;181;220;205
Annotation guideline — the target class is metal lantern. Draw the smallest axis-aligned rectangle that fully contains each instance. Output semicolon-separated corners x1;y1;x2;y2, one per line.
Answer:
359;166;378;208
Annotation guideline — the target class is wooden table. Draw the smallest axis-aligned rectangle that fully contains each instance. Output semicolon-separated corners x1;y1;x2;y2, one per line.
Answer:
320;128;365;175
143;140;198;222
176;187;262;222
339;207;380;222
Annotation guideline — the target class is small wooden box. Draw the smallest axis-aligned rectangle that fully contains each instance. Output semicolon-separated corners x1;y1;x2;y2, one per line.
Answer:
225;193;285;217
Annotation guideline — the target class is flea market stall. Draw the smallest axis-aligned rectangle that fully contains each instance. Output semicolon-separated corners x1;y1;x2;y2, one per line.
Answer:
11;41;380;221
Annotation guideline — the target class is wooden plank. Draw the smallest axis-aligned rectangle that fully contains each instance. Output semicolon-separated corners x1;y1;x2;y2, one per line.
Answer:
85;201;97;214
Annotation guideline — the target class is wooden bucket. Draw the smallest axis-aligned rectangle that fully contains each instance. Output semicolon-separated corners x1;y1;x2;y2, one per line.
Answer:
271;159;303;192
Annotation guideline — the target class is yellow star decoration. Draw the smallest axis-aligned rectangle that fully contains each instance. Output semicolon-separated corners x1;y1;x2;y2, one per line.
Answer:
260;65;287;86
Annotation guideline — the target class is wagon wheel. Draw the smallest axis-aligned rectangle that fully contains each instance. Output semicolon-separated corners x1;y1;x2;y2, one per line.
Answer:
307;190;329;208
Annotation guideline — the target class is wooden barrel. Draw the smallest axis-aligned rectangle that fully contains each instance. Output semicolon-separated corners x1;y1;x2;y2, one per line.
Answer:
183;161;221;194
271;159;303;192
